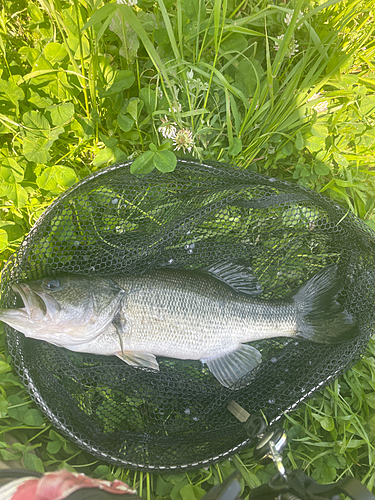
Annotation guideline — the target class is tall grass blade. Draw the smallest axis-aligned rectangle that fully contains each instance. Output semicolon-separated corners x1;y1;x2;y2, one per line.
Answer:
157;0;181;61
272;0;304;77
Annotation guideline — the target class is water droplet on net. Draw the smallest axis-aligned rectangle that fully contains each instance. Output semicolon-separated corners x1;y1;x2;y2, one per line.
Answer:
111;198;119;204
271;357;277;363
184;408;191;414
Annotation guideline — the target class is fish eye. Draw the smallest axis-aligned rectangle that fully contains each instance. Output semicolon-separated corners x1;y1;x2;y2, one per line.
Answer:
43;279;61;291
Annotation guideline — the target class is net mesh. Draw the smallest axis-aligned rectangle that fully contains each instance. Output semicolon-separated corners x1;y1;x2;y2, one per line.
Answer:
1;160;375;471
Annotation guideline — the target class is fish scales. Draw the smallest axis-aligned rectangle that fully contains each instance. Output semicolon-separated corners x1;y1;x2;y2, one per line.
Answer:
111;270;298;360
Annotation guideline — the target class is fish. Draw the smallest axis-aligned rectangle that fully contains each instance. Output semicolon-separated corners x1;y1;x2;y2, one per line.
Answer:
0;262;358;389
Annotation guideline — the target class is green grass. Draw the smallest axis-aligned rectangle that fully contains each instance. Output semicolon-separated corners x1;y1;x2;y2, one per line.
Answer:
1;0;375;498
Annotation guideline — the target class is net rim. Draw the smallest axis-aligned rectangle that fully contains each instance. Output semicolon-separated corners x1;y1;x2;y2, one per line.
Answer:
2;159;375;471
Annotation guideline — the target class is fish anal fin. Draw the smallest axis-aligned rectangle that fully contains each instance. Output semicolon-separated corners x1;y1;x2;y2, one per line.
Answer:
202;344;262;389
115;351;160;371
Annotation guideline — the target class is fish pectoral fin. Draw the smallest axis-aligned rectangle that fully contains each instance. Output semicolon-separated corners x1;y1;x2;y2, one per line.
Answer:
202;344;262;389
115;350;160;371
112;309;127;333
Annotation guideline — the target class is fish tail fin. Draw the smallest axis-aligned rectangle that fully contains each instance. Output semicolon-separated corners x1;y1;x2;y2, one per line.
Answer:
293;264;358;344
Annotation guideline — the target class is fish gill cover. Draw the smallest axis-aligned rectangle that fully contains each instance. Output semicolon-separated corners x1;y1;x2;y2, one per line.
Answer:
1;159;375;471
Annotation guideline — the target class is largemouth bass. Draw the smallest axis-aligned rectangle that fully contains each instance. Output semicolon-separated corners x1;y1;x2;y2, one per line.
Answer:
0;262;357;388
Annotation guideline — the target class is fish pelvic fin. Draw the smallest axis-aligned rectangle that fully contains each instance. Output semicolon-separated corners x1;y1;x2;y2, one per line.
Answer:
202;344;262;389
115;351;160;371
293;264;358;343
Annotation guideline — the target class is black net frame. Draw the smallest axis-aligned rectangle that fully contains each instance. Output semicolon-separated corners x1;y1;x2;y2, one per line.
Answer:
1;160;375;471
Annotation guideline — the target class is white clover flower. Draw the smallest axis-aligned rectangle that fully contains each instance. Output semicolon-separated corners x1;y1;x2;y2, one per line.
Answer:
284;13;293;26
311;101;329;114
274;35;284;51
284;10;304;28
117;0;137;5
158;117;177;139
173;128;194;153
289;39;299;57
169;102;182;114
274;34;298;56
307;92;322;102
297;10;303;27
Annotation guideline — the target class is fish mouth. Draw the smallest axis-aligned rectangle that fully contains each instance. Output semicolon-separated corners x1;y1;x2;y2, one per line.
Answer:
11;284;48;320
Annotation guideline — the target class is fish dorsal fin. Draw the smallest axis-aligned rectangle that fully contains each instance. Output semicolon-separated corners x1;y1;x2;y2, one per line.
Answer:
202;344;262;389
116;351;160;371
203;261;263;296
